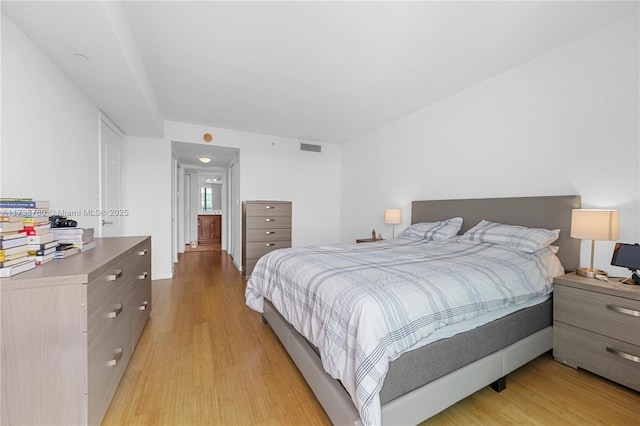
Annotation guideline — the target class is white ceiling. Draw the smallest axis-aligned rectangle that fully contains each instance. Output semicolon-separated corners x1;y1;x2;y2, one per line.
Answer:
2;1;636;147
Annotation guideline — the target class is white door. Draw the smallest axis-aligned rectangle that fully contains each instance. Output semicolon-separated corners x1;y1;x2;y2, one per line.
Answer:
100;118;124;237
171;154;178;264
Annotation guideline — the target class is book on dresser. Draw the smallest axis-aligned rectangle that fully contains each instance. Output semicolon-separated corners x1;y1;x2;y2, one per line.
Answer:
0;221;25;233
0;259;36;277
0;199;50;209
0;234;27;249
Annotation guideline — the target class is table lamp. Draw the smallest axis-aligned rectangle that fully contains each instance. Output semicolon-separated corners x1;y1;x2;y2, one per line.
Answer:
571;209;619;277
385;208;402;238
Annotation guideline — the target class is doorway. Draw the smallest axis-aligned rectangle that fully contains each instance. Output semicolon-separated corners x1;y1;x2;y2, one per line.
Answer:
170;141;240;265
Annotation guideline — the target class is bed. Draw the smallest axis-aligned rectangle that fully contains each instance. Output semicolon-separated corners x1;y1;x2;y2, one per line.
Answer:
245;195;581;425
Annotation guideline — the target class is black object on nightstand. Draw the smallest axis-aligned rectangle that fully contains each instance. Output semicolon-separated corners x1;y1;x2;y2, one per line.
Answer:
611;242;640;285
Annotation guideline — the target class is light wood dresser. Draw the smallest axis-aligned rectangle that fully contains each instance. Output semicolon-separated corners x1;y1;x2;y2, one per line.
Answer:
553;272;639;391
1;236;152;425
242;201;291;277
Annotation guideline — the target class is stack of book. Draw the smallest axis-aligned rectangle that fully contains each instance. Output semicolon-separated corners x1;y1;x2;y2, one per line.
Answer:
0;218;34;277
52;227;95;259
0;198;52;275
21;215;57;266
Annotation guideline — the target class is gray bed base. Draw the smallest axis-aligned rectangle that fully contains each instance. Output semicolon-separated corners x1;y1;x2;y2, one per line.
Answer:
261;195;580;425
264;300;552;425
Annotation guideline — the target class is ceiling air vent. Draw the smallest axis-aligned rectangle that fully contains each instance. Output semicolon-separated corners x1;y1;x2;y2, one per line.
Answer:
300;142;321;153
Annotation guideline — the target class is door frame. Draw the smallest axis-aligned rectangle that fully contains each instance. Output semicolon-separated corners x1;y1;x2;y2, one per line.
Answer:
98;112;125;238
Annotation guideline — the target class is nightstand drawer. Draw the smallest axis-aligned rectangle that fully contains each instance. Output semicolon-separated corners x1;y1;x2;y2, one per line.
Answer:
554;322;640;391
554;284;640;346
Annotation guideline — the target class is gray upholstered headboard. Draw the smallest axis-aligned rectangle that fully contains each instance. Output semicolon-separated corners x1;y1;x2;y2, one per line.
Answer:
411;195;581;272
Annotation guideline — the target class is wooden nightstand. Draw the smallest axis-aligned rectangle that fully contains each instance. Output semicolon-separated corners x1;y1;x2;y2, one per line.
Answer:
356;238;383;243
552;272;640;391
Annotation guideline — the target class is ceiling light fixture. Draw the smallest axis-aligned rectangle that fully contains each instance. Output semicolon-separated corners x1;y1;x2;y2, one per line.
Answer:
199;156;212;164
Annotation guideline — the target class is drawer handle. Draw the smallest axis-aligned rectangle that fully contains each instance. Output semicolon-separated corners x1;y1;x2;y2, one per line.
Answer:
138;249;148;256
265;205;275;209
107;347;124;367
265;243;276;247
107;304;123;319
138;271;148;280
606;346;640;364
606;305;640;317
265;231;275;235
138;300;149;311
265;218;275;222
107;270;123;281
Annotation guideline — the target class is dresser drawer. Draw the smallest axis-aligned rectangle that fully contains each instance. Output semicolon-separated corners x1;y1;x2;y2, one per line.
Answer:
554;284;640;346
245;202;292;217
245;240;291;259
245;216;292;230
553;321;640;391
245;228;292;242
87;285;134;393
87;243;150;330
131;276;152;351
86;317;133;426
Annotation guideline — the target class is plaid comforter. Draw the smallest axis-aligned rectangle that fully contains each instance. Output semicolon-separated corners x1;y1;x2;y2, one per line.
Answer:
245;237;563;425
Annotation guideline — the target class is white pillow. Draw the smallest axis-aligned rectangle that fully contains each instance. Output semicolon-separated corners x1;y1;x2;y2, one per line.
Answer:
460;220;560;253
398;217;463;241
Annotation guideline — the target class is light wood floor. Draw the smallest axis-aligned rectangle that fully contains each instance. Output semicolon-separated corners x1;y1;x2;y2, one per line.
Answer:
103;250;639;425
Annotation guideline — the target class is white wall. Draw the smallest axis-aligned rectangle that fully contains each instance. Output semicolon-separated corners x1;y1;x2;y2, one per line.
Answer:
123;136;172;279
1;15;101;229
165;121;342;270
341;15;639;276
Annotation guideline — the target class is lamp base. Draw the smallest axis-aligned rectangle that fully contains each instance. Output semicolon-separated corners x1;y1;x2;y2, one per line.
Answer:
576;267;606;278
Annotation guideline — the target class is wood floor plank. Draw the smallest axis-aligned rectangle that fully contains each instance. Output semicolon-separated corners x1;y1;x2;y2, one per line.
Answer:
102;250;639;425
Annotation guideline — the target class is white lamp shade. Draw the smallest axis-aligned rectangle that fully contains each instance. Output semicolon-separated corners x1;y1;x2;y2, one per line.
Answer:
570;209;619;241
384;208;402;225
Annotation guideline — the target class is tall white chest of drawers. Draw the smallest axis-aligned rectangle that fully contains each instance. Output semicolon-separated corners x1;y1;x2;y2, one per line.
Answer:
242;201;292;277
1;236;152;425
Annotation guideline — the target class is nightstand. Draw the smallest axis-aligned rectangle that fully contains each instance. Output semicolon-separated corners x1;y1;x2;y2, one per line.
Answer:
553;272;640;391
356;238;383;243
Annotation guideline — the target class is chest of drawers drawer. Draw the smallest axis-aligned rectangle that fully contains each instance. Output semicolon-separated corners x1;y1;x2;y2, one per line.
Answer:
87;288;134;394
244;202;292;217
131;272;152;350
554;284;640;346
87;249;147;332
244;216;292;230
245;240;292;259
244;228;292;242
